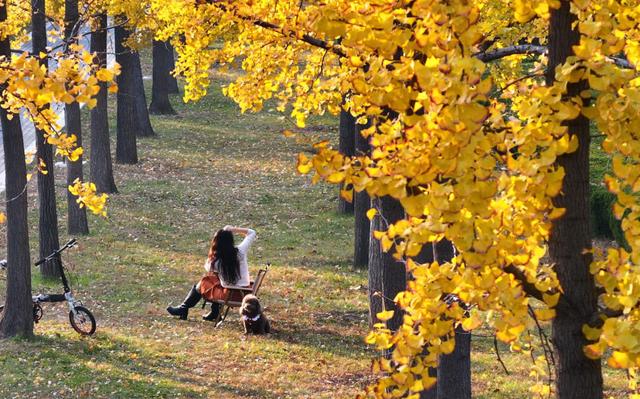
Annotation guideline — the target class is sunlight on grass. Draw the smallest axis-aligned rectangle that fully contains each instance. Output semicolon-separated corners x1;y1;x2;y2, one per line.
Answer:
0;69;372;398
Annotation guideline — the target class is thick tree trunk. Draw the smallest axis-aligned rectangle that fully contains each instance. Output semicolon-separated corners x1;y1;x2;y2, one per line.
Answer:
115;25;138;164
337;107;355;214
415;240;470;399
354;122;370;269
90;13;117;194
368;196;406;331
416;243;438;399
133;51;156;137
547;2;603;398
167;41;179;94
437;326;471;399
0;3;33;338
32;0;62;278
65;0;88;235
65;102;89;235
149;40;177;115
434;240;471;399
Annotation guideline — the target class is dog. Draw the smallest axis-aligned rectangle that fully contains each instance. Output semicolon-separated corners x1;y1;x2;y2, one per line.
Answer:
239;294;270;334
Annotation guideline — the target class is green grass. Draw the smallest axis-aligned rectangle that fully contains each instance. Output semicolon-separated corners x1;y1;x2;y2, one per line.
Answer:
0;64;631;398
0;68;371;398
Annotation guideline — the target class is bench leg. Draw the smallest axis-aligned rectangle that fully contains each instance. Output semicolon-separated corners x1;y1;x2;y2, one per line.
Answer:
215;306;231;328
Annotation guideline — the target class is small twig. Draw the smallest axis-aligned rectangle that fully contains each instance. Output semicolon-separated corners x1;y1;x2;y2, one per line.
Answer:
494;335;510;375
371;290;396;303
528;305;555;395
474;44;547;63
498;72;544;93
307;48;329;93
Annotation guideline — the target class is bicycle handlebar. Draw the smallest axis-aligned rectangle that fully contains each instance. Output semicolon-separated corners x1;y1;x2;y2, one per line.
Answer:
34;238;77;266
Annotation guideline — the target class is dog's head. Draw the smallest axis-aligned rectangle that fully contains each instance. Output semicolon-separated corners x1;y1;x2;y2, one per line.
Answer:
240;294;262;318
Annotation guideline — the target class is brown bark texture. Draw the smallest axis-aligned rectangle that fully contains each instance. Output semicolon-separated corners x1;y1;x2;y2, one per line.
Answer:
547;2;603;398
436;325;471;399
133;51;156;137
0;1;34;338
115;25;139;164
353;122;371;269
90;13;118;194
32;0;62;278
337;108;355;214
65;0;88;235
167;41;179;94
149;40;177;115
65;101;89;235
368;196;406;331
415;241;470;399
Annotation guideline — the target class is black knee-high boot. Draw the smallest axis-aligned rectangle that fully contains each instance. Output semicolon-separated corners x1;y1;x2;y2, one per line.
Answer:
202;302;221;321
167;285;201;320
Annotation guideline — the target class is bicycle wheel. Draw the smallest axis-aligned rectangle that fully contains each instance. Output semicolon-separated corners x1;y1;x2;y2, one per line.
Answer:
0;304;41;322
33;303;43;323
68;306;96;336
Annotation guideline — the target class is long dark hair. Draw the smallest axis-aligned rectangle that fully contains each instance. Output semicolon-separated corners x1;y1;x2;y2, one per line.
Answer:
208;229;240;285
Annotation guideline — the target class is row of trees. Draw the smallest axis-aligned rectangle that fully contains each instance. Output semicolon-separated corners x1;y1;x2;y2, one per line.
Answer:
0;1;179;338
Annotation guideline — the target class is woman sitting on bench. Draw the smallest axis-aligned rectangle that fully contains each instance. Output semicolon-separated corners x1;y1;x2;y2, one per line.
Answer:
167;225;256;321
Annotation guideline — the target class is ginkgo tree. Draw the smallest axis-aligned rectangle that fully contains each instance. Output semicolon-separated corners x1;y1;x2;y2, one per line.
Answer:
126;0;640;397
0;0;115;338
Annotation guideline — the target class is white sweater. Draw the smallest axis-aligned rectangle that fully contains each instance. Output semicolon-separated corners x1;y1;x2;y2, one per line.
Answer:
204;229;256;287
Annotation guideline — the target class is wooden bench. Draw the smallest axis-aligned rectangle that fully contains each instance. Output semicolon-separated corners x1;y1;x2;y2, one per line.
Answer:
205;263;269;327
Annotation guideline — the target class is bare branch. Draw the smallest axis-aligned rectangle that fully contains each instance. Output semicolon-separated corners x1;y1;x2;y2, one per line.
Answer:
474;45;547;62
610;56;633;69
503;265;548;302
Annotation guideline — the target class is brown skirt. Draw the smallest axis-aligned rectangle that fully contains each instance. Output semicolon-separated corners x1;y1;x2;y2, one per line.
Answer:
199;273;247;302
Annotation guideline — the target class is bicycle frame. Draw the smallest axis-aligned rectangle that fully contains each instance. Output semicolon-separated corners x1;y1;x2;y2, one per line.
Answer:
1;238;96;335
34;239;83;316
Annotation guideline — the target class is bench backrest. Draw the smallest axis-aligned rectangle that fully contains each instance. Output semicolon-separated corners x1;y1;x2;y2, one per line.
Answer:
252;266;268;296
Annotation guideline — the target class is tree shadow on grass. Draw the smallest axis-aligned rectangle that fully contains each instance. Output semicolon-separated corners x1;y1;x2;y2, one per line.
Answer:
0;332;205;399
267;312;371;359
214;383;280;399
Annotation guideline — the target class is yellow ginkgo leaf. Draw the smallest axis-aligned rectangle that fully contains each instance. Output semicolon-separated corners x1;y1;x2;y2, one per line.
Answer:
282;130;296;138
608;351;631;369
96;68;114;82
296;153;312;174
461;313;483;331
376;310;395;322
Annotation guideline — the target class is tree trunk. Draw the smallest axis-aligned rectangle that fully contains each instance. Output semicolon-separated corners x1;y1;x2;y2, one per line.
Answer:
437;326;471;399
32;0;62;278
65;0;89;235
149;40;177;115
354;122;370;269
547;2;603;398
115;25;138;164
90;13;117;194
167;41;179;94
0;2;33;338
434;239;471;399
415;240;470;399
65;102;89;235
416;243;438;399
337;107;355;214
368;196;406;331
133;51;156;137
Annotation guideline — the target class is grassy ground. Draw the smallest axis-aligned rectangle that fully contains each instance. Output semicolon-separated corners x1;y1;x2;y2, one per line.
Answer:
0;65;630;398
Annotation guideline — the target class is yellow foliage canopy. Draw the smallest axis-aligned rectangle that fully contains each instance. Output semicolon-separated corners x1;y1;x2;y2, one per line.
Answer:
129;0;640;396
